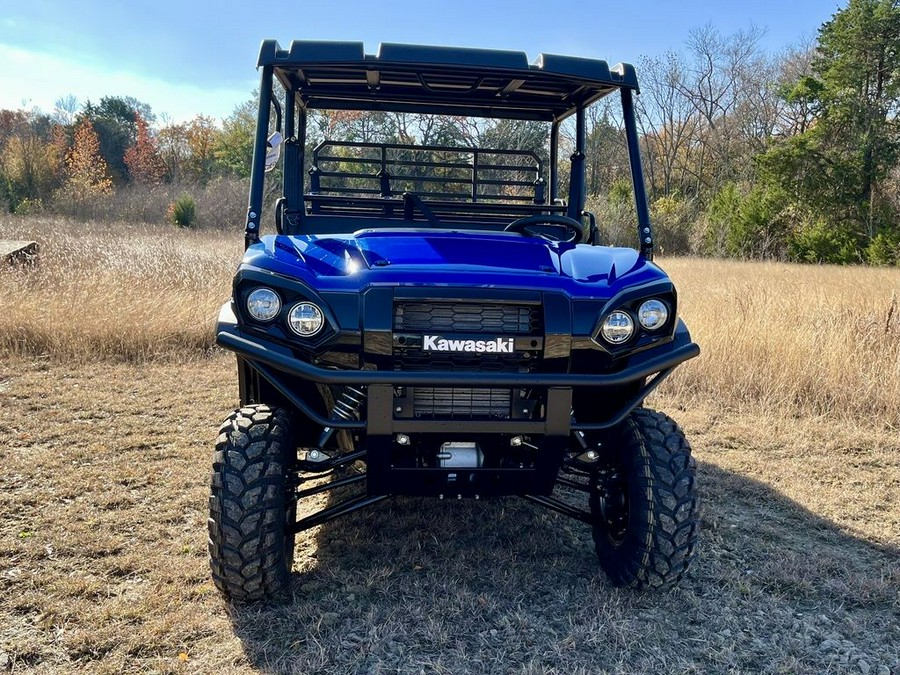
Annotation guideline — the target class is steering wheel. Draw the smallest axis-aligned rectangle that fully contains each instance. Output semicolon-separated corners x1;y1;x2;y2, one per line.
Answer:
504;214;587;244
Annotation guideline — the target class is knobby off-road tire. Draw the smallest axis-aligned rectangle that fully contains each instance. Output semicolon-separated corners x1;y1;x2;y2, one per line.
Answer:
208;405;297;602
591;408;699;589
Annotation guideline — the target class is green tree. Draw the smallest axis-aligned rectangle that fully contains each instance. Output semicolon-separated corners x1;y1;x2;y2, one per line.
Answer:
818;0;900;239
704;182;792;259
214;98;256;178
760;0;900;253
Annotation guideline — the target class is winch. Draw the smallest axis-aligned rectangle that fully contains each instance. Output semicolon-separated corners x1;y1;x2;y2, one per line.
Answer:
437;442;484;468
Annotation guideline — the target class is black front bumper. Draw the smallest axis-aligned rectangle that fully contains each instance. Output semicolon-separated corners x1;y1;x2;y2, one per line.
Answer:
215;303;700;436
218;302;699;497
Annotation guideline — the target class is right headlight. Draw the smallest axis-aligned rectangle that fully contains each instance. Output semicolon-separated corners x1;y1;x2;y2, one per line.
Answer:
599;310;635;344
246;287;281;322
287;302;325;337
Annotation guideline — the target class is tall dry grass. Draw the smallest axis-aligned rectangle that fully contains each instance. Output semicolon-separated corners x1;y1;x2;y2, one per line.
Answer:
0;216;240;360
2;216;898;423
49;178;250;229
661;258;900;425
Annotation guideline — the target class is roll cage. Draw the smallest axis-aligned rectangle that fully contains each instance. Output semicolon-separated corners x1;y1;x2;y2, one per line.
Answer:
245;40;654;258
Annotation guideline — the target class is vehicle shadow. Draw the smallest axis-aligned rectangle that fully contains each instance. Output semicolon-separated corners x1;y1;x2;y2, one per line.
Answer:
226;461;900;674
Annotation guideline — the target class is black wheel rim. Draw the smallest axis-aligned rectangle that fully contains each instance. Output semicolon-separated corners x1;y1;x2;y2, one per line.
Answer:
593;463;629;545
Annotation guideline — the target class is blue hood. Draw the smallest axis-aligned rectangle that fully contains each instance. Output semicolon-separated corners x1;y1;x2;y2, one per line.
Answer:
244;229;666;298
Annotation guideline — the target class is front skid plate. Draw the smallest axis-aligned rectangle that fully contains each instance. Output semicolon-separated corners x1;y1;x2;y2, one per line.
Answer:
364;436;569;498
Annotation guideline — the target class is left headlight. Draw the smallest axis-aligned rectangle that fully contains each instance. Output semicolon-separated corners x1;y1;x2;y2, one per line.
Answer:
637;299;669;330
287;302;325;337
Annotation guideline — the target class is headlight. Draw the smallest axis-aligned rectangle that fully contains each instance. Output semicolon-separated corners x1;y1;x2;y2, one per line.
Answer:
288;302;325;337
599;310;634;344
638;299;669;330
246;287;281;322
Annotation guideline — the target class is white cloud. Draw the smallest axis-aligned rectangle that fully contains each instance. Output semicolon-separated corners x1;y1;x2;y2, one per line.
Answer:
0;43;253;122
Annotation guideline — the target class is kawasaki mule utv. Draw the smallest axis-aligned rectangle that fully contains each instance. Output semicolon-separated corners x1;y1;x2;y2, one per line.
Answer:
209;40;701;602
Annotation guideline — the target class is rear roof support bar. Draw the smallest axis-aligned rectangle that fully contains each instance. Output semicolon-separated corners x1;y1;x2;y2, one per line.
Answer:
549;120;560;204
283;88;301;219
566;106;586;220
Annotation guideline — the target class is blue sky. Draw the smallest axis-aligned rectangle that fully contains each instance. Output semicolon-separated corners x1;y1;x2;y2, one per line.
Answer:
0;0;842;123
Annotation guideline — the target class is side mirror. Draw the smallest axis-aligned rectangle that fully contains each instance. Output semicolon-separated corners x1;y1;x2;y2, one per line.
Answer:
265;131;283;172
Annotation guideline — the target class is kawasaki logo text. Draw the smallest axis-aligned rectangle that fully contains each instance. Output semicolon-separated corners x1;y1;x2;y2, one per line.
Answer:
422;335;514;353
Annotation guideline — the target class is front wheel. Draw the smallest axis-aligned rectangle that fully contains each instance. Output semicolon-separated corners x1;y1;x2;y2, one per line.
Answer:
208;405;296;602
590;408;700;588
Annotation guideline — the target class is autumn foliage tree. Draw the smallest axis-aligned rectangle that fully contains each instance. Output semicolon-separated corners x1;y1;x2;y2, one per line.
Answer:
156;121;189;181
0;111;60;212
60;119;113;211
124;113;166;185
184;115;219;184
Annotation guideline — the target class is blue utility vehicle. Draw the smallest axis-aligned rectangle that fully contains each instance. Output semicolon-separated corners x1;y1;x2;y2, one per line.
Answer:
209;40;701;602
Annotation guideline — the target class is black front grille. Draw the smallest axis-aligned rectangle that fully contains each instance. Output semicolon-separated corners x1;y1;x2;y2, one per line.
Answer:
391;299;543;419
394;302;541;335
392;349;529;372
412;387;511;419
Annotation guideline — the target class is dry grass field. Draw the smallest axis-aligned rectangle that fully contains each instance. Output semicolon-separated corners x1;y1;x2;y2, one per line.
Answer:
0;216;898;674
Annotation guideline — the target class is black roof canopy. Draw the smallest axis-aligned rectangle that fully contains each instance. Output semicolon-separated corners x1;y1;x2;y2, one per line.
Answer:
258;40;639;121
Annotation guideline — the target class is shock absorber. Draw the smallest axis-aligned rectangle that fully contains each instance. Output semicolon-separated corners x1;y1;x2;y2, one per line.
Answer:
316;385;367;450
331;386;368;421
